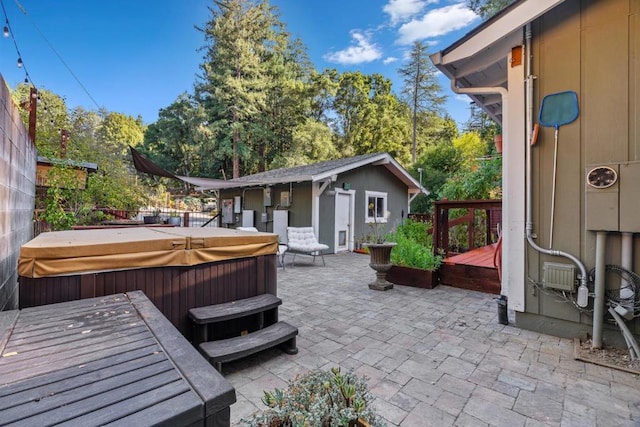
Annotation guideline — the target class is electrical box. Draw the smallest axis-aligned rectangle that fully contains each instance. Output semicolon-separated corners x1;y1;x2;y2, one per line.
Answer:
242;210;254;227
234;196;242;213
585;164;619;231
543;262;576;291
261;212;268;223
264;187;272;206
280;191;290;207
585;161;640;233
221;199;234;224
273;210;289;243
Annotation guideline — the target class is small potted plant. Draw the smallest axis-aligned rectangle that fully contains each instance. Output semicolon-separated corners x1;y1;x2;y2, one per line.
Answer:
143;208;162;224
242;367;383;427
167;211;181;226
363;204;396;291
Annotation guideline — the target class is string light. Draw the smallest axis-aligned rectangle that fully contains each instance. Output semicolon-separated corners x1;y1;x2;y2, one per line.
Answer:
16;56;22;67
2;24;8;37
10;0;101;110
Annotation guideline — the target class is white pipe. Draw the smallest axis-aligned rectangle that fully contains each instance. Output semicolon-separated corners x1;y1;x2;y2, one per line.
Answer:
523;23;589;300
620;233;634;311
592;231;607;348
608;306;640;359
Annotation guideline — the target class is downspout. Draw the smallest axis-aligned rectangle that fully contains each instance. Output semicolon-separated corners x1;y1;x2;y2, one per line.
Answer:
522;23;591;329
620;233;634;312
450;79;507;294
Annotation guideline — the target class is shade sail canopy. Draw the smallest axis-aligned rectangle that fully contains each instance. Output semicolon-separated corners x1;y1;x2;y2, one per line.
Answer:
19;227;278;278
129;146;230;189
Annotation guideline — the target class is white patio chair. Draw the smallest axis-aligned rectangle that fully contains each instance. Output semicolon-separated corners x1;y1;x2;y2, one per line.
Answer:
285;227;329;267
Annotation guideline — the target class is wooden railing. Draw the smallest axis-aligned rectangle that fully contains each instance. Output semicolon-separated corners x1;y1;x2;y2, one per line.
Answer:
432;199;502;257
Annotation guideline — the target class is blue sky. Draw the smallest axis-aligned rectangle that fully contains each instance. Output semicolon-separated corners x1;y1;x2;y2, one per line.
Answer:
0;0;481;127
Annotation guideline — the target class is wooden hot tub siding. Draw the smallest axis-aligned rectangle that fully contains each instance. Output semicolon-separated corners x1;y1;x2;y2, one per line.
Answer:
19;254;277;341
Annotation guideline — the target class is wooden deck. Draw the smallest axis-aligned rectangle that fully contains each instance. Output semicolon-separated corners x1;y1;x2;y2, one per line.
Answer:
439;244;501;294
432;199;502;295
0;292;235;426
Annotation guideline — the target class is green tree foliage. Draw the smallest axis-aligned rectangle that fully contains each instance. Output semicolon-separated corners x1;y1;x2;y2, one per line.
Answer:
410;142;464;213
12;85;149;228
452;131;485;168
270;118;338;168
439;131;502;201
143;93;214;185
332;71;410;161
467;0;515;19
398;41;446;163
95;112;145;159
439;156;502;200
197;0;279;178
12;83;71;158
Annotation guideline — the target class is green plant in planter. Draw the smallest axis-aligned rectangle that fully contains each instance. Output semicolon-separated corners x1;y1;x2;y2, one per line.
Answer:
388;220;442;270
242;367;383;427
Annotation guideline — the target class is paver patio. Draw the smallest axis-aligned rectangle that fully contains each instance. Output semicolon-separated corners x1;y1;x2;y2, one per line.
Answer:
223;252;640;426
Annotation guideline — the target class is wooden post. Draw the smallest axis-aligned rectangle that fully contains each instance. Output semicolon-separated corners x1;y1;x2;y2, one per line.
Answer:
28;86;37;144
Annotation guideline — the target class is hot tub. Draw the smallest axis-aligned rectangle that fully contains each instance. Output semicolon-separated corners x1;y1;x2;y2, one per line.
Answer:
18;227;278;340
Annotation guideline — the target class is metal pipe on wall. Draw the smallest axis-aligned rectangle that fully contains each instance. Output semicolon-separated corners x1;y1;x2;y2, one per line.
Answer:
592;231;607;348
523;23;589;302
620;233;635;311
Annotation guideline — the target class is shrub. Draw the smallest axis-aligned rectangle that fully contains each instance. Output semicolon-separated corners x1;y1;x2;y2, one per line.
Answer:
388;220;442;270
242;367;383;427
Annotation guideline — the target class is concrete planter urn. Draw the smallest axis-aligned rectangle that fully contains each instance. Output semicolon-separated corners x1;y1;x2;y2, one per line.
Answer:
364;242;397;291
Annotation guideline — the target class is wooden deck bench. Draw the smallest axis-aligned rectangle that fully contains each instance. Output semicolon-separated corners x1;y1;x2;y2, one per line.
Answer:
189;294;298;372
199;321;298;372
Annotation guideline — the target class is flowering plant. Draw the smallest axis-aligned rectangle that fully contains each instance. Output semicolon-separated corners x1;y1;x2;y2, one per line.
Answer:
364;203;391;244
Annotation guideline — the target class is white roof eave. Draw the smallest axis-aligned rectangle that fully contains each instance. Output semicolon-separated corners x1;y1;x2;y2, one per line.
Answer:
434;0;567;68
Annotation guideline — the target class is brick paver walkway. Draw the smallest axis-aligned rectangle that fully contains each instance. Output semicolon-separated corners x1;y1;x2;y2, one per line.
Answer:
224;252;640;426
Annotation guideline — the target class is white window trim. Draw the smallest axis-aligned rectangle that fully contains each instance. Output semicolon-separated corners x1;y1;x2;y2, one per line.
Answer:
365;191;388;224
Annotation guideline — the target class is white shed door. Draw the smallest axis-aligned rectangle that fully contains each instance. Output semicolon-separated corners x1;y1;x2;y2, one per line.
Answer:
335;192;351;252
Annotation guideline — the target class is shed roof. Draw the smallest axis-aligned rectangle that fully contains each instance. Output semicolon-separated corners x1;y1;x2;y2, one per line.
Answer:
430;0;567;124
197;152;425;194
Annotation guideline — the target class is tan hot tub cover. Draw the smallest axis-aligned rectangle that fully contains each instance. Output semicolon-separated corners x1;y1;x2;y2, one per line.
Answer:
19;227;278;278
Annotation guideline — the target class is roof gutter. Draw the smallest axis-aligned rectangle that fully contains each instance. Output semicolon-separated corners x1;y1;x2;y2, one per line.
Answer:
449;79;508;124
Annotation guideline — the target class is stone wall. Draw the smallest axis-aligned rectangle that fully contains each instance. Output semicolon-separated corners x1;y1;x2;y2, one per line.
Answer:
0;75;36;311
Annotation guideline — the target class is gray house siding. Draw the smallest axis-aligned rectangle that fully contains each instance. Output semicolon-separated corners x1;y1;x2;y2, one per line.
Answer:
339;166;407;243
518;0;640;341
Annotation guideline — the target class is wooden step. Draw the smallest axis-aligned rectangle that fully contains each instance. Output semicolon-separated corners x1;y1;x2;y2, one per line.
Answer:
199;321;298;372
189;294;281;325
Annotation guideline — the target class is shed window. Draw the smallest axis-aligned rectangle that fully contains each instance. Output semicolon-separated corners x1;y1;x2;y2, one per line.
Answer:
365;191;387;223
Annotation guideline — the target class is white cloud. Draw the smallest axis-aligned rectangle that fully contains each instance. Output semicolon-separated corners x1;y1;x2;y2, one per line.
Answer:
323;30;382;65
383;0;436;25
397;3;478;45
383;56;399;64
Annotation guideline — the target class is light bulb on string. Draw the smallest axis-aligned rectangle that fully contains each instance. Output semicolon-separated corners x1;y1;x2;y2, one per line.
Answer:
24;77;28;83
17;57;23;68
3;26;8;38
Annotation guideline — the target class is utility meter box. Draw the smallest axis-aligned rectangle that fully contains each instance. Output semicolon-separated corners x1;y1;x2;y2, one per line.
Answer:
280;191;290;207
221;199;234;224
264;187;272;206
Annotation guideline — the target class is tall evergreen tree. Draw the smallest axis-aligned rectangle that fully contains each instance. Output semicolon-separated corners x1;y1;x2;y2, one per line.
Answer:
196;0;271;178
398;41;446;163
